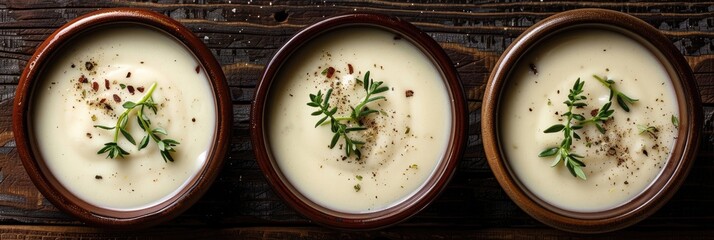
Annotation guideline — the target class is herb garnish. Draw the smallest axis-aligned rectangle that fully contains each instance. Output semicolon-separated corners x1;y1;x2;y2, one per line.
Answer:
538;78;592;180
638;124;659;139
307;71;388;159
593;75;638;112
672;115;679;128
94;82;180;162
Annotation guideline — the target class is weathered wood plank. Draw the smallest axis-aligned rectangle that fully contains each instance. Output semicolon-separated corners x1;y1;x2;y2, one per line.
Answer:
1;225;714;240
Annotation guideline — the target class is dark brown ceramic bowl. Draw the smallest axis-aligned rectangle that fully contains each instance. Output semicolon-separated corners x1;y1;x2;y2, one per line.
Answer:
251;13;466;230
482;9;701;233
12;8;231;228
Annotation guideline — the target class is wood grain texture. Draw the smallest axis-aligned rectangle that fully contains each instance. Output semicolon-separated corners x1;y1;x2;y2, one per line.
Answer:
0;0;712;238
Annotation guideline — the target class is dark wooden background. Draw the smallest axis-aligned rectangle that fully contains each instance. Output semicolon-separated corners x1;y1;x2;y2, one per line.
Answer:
0;1;712;239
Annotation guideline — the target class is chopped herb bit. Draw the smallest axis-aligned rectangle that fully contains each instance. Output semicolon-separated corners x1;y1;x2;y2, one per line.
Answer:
120;83;127;89
410;164;418;169
354;184;361;192
672;115;679;128
356;175;363;181
638;124;659;139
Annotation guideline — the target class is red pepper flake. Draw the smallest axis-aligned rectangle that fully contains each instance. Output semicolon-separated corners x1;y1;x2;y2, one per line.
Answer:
326;67;335;78
126;72;131;78
195;65;201;74
405;90;414;97
348;64;354;74
137;86;145;93
127;85;135;95
104;79;110;90
113;94;121;103
92;82;99;91
78;75;88;83
100;98;106;104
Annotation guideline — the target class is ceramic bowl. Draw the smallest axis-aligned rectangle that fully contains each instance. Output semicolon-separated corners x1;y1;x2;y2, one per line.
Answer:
12;8;232;228
482;9;701;233
251;13;466;230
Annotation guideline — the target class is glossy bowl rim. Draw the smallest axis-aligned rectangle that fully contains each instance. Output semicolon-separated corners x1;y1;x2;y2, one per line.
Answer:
11;8;232;228
251;13;467;230
481;8;702;233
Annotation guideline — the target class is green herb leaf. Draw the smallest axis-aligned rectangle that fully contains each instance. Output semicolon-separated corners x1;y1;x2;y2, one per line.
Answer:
120;128;136;145
94;125;115;130
538;147;559;157
543;124;565;133
122;101;136;109
138;135;149;150
152;127;168;135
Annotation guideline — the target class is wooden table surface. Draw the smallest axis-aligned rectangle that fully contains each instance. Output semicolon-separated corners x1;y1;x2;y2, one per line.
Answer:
0;1;712;239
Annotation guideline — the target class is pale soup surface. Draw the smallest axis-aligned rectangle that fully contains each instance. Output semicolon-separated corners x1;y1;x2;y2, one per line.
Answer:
267;27;452;213
500;29;679;212
32;26;216;210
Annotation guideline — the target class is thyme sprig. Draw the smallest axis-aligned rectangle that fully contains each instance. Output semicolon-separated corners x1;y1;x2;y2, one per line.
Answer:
539;78;589;180
593;75;638;112
307;71;388;159
94;82;180;162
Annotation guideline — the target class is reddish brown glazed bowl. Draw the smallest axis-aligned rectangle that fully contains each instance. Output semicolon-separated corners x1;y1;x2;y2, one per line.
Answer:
482;9;701;233
12;8;232;228
251;13;466;230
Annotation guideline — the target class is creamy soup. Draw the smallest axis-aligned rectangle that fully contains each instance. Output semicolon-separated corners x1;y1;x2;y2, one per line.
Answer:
267;27;452;213
31;26;216;211
500;29;679;212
